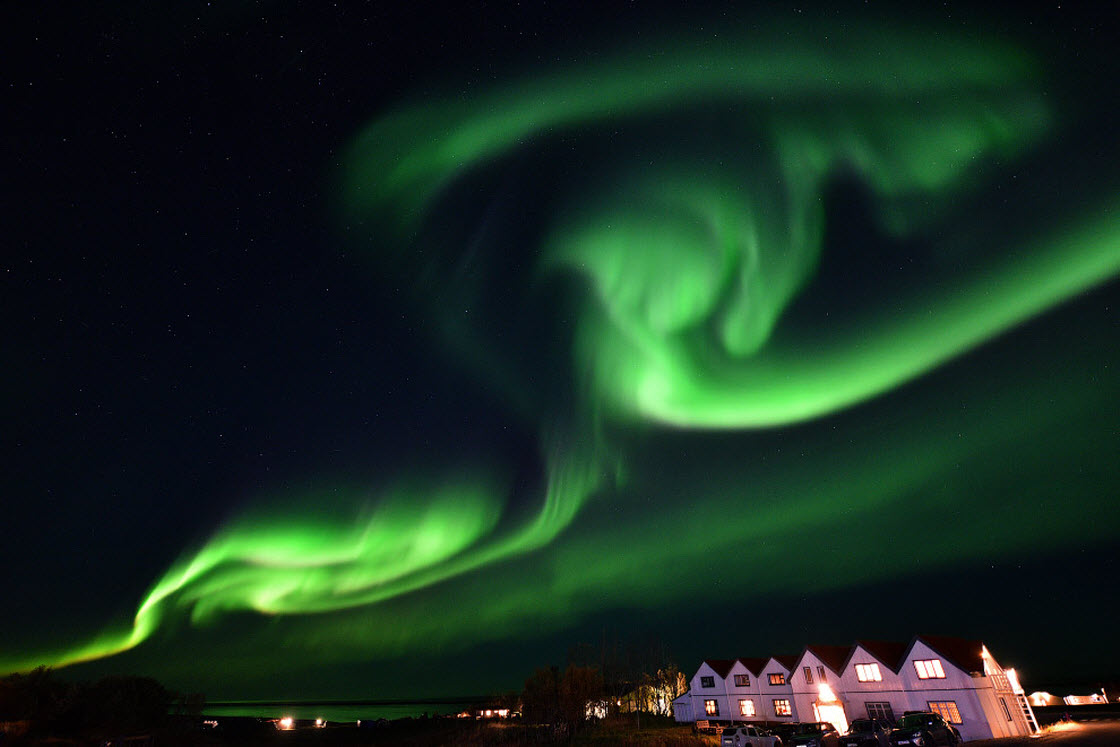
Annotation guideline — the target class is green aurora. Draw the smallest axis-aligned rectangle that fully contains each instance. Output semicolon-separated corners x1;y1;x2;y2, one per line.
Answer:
5;20;1118;682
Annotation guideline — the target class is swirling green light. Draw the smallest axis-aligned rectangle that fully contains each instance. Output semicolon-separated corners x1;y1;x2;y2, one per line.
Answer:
6;21;1117;681
338;22;1118;431
564;201;1119;427
1;444;609;674
341;25;1041;235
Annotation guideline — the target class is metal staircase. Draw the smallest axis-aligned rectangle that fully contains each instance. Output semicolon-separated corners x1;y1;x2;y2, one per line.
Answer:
1015;693;1041;734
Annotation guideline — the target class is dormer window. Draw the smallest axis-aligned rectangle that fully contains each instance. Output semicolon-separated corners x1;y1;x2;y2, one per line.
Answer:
769;673;786;686
914;659;946;679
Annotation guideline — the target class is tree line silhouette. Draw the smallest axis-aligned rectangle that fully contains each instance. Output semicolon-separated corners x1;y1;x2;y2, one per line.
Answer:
0;666;203;741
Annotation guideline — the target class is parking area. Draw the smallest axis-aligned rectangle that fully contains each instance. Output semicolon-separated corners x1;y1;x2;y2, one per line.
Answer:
964;721;1120;747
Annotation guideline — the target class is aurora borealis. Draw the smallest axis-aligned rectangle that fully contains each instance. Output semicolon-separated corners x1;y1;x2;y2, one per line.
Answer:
4;2;1118;698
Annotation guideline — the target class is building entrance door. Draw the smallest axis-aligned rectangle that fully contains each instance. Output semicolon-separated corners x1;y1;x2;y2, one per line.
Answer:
814;701;848;734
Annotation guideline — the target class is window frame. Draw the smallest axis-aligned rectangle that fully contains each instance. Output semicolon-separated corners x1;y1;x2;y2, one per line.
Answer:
768;672;786;686
704;699;720;716
914;659;947;679
803;666;814;684
773;699;792;717
818;665;827;682
927;701;962;724
856;663;883;682
866;702;895;722
734;673;751;687
740;698;756;717
700;675;715;688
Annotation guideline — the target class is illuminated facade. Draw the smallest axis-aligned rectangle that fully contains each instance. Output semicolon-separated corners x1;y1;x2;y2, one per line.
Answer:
675;635;1039;742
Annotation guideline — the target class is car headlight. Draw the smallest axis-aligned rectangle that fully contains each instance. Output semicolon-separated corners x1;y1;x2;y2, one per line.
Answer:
911;734;924;746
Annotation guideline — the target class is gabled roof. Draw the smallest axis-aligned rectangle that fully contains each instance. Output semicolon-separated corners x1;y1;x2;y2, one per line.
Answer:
703;658;737;679
772;654;799;671
847;640;908;673
800;644;854;675
735;657;770;676
909;634;987;676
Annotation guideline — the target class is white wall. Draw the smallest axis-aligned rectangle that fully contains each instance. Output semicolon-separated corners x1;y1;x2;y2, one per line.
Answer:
725;660;764;721
839;645;909;724
690;662;730;721
791;650;846;730
900;640;993;741
758;658;797;721
673;692;693;723
683;640;1036;740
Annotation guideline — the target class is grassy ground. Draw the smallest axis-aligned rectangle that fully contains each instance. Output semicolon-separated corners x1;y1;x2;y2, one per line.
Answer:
2;714;714;745
211;715;715;746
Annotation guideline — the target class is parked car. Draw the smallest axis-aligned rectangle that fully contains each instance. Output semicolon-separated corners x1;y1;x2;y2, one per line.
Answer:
887;712;960;746
721;723;784;747
768;722;803;746
789;721;840;747
842;718;892;747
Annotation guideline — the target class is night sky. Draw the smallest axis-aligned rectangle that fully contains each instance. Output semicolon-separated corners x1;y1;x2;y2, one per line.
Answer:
3;2;1117;700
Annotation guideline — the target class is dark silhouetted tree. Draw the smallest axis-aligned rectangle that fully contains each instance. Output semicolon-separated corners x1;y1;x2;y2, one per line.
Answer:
83;675;171;735
521;666;560;724
559;665;604;729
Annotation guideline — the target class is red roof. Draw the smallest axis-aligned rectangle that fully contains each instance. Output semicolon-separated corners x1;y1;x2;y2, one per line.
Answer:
849;640;908;673
801;644;854;675
911;634;987;675
703;658;737;679
735;657;770;676
697;634;992;683
773;654;799;671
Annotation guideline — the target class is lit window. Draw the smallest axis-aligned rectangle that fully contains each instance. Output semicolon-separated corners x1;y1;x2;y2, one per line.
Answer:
914;659;946;679
856;663;883;682
740;699;756;717
769;673;786;686
804;667;814;684
867;702;894;722
734;674;751;687
818;666;827;682
773;699;792;717
928;701;962;724
701;676;715;688
705;699;720;716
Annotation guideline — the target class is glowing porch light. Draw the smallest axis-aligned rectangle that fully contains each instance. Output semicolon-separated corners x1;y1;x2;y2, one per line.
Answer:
278;716;294;730
814;684;848;735
314;718;325;728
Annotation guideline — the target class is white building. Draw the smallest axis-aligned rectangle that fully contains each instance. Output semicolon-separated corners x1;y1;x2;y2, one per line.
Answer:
791;645;852;733
758;655;798;722
675;635;1039;742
